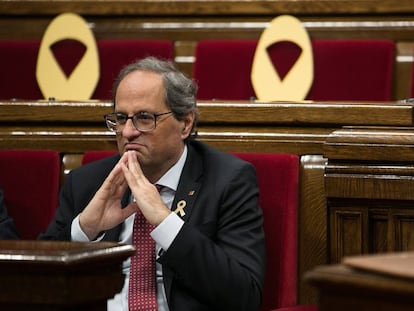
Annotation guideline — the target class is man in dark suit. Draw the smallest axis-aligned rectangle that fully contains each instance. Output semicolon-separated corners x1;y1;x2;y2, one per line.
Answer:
0;188;19;239
39;56;265;311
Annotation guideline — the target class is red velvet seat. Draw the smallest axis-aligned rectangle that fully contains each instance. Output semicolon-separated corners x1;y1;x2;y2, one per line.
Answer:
82;150;118;165
0;39;174;100
193;39;395;101
308;39;394;101
0;150;60;240
0;40;44;100
82;150;315;310
193;40;257;100
233;153;301;310
234;153;317;311
92;39;174;99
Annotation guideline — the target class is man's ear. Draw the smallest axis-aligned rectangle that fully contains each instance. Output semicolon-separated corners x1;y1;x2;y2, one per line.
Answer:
181;112;195;138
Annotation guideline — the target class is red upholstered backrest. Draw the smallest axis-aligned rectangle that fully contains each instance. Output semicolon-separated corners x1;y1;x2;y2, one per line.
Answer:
233;153;299;310
0;40;44;100
83;150;300;310
0;39;174;100
308;39;395;101
193;40;257;100
92;39;174;99
193;39;395;101
0;150;60;239
82;150;118;165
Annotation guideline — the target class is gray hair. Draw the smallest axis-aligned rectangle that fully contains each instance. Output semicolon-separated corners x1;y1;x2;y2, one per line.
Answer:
112;56;199;139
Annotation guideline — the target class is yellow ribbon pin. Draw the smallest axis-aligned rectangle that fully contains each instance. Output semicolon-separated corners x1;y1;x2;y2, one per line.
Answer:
175;200;186;217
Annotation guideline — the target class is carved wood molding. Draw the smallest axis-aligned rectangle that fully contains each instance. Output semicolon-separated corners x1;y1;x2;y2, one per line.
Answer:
1;100;413;125
1;101;413;155
1;0;414;16
324;126;414;161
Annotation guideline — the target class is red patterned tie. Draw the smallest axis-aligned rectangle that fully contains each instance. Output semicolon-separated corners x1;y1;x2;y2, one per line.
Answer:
128;186;162;310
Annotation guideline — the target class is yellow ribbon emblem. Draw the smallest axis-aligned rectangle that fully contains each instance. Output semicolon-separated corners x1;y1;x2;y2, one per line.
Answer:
175;200;187;217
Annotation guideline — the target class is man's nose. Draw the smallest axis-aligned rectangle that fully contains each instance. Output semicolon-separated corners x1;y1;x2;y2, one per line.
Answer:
121;119;140;137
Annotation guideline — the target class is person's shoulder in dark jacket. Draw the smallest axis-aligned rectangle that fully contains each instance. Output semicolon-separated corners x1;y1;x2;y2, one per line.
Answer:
0;188;20;240
188;140;254;172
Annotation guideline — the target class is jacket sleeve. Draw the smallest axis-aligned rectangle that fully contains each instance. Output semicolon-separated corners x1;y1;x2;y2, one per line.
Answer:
0;189;20;240
158;163;265;311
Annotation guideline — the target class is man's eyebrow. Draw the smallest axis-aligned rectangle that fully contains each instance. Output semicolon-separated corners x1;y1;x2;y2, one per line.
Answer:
115;110;154;114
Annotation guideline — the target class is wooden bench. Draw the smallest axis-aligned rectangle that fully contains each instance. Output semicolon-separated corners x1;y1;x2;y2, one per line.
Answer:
2;99;414;305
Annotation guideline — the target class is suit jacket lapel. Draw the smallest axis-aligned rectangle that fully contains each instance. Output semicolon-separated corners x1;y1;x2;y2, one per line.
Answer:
171;181;201;222
164;142;202;305
171;143;202;222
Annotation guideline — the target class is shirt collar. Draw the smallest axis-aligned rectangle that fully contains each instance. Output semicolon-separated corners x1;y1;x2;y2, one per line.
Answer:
155;145;187;192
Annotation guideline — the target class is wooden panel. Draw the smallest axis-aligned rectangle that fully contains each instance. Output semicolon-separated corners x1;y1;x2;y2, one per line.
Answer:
1;0;414;16
298;155;327;305
325;125;414;269
393;211;414;251
324;127;414;161
329;207;367;263
395;42;414;100
325;163;414;200
196;102;414;125
0;240;135;310
369;209;389;253
327;199;414;258
2;15;414;43
0;101;112;122
1;100;412;156
306;264;414;311
2;101;413;125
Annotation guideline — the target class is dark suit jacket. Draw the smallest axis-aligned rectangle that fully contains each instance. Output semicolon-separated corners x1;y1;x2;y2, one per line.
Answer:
0;189;19;239
39;140;265;311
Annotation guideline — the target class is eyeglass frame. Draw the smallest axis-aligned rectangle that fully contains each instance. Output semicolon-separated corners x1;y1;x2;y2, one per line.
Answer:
104;111;173;133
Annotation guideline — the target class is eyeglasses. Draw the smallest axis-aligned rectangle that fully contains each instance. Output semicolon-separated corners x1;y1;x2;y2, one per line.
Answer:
104;111;173;133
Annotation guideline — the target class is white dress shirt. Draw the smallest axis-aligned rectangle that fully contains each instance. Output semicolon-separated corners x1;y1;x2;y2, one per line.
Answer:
71;146;187;311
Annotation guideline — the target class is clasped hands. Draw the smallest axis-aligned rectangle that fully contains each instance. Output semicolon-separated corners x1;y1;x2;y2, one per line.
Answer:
79;151;171;241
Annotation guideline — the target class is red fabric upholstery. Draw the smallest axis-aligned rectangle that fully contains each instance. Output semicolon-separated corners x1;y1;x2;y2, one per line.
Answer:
233;153;299;310
0;150;60;239
0;39;173;100
82;150;118;165
83;150;301;310
92;39;174;99
193;39;394;101
308;39;394;101
0;40;44;100
193;40;303;100
193;40;257;100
